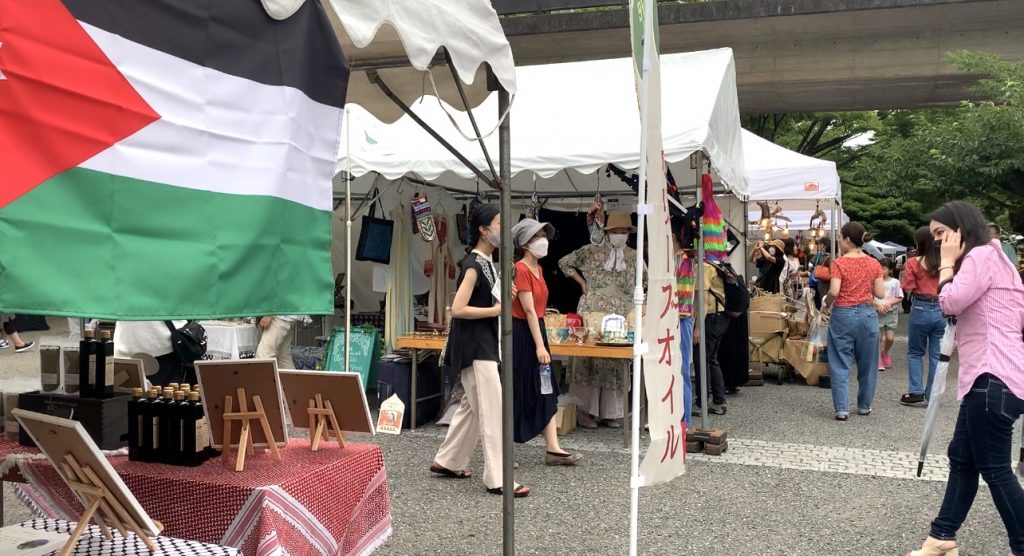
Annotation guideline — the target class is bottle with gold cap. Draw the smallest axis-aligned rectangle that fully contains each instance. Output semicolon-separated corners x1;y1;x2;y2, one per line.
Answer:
179;383;191;394
127;388;145;461
156;388;176;463
78;328;96;398
180;391;208;466
169;391;188;465
94;329;115;398
141;389;162;462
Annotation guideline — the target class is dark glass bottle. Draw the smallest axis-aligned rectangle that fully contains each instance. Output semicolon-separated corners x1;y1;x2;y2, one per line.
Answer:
127;388;146;461
141;389;161;462
170;391;188;465
78;329;96;398
93;330;115;398
156;388;176;464
180;391;208;466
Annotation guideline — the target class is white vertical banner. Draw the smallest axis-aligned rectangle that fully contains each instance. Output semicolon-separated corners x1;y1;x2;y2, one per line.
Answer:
631;0;685;486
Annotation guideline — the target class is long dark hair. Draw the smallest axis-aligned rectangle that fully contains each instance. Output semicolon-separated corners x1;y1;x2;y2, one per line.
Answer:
840;221;869;247
466;203;500;252
913;226;940;277
929;200;991;268
783;238;797;257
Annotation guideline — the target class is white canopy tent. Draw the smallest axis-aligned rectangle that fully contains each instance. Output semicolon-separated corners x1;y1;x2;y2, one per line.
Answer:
320;0;517;122
338;47;747;197
743;130;840;202
334;48;752;327
740;128;844;262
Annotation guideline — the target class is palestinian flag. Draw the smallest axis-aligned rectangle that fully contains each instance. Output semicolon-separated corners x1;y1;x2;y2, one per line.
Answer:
0;0;348;319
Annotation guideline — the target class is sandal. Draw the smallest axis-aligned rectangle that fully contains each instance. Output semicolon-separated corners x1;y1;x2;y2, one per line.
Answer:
487;484;530;498
430;462;472;479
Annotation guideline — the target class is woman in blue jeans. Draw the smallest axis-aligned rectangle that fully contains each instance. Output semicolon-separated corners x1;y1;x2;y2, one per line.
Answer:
824;222;885;421
909;200;1024;556
900;227;945;406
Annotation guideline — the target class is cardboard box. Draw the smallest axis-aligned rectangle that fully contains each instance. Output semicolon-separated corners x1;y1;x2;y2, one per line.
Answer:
749;295;785;313
749;333;785;364
749;311;787;337
556;403;576;436
784;339;829;386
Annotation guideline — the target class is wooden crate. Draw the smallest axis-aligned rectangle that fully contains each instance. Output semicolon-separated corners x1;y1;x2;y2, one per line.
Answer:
18;391;130;450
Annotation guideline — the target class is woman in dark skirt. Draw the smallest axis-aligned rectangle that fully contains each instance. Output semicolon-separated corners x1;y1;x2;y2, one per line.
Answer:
511;218;581;466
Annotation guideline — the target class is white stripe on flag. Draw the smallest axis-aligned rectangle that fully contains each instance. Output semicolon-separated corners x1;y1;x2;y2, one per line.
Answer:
78;22;341;212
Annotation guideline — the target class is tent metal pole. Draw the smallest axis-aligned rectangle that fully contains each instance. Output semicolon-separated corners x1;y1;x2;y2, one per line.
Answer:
367;71;498;189
627;42;650;556
498;86;515;556
696;152;709;430
444;49;499;181
345;106;353;373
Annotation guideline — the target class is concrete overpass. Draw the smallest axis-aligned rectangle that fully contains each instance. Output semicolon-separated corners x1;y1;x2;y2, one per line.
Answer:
493;0;1024;112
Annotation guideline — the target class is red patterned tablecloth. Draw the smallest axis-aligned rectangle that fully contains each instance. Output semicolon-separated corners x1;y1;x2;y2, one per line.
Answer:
12;440;392;556
0;437;42;478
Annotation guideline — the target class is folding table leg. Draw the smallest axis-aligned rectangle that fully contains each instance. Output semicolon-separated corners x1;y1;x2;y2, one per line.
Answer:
411;349;419;431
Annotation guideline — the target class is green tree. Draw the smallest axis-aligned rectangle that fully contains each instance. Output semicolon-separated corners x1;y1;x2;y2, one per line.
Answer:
744;51;1024;243
886;51;1024;231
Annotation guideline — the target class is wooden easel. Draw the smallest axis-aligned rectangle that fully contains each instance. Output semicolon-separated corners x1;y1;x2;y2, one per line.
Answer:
58;453;163;556
222;387;281;472
307;393;346;451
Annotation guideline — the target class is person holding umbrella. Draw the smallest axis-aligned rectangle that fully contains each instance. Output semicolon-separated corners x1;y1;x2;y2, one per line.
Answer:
908;200;1024;556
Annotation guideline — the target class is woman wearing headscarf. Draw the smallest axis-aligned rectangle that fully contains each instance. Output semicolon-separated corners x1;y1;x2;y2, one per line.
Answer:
558;211;643;428
511;218;581;466
908;201;1024;556
430;203;529;498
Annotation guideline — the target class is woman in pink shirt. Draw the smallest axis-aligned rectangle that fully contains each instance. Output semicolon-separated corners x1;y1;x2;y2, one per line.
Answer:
909;201;1024;556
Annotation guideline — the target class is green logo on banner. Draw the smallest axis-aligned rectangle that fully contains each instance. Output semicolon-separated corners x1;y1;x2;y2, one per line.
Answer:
630;0;661;76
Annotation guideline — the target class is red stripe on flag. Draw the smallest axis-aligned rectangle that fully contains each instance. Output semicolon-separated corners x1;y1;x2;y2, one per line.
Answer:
0;0;159;208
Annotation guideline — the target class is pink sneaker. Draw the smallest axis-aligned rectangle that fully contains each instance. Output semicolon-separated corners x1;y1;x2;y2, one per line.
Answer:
882;353;893;368
878;357;886;371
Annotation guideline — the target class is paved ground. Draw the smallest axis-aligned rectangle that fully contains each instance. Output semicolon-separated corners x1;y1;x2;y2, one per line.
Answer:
2;318;1020;555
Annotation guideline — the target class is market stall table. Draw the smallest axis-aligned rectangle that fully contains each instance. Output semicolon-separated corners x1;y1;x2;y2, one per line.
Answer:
198;321;260;360
394;335;634;445
8;518;239;555
10;440;392;556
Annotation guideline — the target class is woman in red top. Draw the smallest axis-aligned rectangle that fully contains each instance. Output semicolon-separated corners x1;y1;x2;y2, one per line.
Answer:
510;219;581;466
825;221;886;421
899;226;944;406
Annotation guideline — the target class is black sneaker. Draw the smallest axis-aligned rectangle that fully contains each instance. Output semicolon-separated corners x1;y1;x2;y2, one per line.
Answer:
15;341;34;353
900;393;926;406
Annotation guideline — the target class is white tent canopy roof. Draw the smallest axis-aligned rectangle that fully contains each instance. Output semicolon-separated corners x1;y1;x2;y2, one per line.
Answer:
743;130;841;201
337;48;747;196
320;0;517;123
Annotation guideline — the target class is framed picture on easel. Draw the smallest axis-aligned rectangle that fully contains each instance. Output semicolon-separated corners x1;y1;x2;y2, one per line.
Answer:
279;370;374;437
13;409;162;554
195;359;288;450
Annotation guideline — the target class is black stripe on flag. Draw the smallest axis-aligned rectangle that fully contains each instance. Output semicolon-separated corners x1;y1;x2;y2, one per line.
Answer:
63;0;348;108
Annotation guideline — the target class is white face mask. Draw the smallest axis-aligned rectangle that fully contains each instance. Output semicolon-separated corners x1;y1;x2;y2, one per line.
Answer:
527;238;549;259
608;233;628;248
484;227;501;248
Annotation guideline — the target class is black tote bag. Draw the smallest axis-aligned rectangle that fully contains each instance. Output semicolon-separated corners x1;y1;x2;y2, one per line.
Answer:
355;191;394;264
